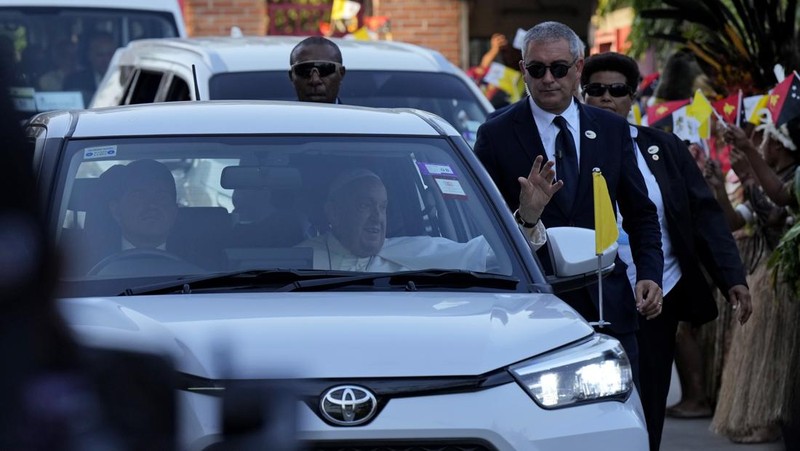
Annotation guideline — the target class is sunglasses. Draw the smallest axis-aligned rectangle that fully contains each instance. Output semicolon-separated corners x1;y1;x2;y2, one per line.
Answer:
582;83;632;98
524;57;577;79
290;60;342;78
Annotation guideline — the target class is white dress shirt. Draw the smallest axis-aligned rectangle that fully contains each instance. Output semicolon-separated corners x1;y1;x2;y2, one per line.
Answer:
617;125;682;295
528;97;581;177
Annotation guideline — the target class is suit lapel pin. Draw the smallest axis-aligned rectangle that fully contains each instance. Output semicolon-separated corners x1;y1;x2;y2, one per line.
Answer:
647;145;660;161
585;130;597;139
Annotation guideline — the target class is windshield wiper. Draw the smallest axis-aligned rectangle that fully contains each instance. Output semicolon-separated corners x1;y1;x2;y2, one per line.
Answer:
275;269;519;292
119;269;357;296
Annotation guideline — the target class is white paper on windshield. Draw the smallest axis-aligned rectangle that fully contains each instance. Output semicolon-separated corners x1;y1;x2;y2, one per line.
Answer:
9;87;36;112
434;177;467;199
513;28;527;50
34;92;85;110
83;146;117;160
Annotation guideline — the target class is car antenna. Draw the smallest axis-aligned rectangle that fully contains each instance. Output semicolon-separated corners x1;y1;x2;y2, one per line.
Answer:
192;64;201;101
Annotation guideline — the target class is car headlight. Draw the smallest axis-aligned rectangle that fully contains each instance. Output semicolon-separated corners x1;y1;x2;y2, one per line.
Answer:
509;334;633;409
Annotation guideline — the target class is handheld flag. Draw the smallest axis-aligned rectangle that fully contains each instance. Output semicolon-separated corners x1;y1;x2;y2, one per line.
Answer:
627;102;643;126
330;0;346;20
647;99;690;131
671;105;701;143
744;94;770;125
766;71;800;127
686;89;714;138
483;62;525;102
593;169;618;255
712;92;741;126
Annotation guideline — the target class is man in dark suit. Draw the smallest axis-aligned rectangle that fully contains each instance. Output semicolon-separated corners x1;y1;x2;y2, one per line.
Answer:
474;21;665;385
580;51;752;451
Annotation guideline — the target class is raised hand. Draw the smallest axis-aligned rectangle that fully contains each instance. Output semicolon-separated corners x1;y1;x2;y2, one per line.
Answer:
517;155;563;224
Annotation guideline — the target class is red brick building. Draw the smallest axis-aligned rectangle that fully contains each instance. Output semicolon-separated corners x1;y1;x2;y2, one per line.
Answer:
181;0;596;69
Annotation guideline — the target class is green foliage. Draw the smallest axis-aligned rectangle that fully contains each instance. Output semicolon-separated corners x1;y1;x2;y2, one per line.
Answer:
768;167;800;300
596;0;800;94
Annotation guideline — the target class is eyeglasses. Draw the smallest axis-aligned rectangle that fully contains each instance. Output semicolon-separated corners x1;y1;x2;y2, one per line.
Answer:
524;57;577;79
582;83;633;98
290;60;342;78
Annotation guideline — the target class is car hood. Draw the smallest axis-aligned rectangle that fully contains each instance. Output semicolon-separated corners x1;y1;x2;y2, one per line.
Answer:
58;292;592;379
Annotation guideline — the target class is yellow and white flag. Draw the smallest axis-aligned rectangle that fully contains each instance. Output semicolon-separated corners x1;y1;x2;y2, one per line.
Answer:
482;62;525;102
686;89;714;139
593;169;618;255
627;102;643;126
744;94;769;125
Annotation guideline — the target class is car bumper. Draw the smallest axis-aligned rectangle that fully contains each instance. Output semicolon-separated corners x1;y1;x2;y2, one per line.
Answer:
180;382;647;450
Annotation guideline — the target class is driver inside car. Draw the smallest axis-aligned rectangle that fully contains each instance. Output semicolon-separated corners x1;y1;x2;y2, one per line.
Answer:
297;160;560;271
85;159;207;276
109;159;178;251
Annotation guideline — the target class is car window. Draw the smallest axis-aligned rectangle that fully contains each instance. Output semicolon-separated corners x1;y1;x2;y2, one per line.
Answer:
1;6;180;114
54;136;522;291
209;71;488;146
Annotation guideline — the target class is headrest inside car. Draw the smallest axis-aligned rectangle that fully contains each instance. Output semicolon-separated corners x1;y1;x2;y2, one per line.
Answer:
220;166;302;190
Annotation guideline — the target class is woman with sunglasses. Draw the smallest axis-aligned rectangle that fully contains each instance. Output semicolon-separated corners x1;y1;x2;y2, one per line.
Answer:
581;51;751;451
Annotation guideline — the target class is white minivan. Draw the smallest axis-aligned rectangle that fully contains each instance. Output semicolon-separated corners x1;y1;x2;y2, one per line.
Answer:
1;0;186;115
90;36;493;146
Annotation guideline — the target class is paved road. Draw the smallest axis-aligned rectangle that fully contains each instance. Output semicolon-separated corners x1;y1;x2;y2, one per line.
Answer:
662;417;784;451
660;365;785;450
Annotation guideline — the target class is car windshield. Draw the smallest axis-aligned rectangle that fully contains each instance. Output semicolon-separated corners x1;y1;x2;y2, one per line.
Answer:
210;71;487;146
1;6;179;114
55;135;527;295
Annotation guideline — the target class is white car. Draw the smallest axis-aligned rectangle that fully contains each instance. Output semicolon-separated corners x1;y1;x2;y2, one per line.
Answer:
29;100;646;450
1;0;186;114
89;36;492;146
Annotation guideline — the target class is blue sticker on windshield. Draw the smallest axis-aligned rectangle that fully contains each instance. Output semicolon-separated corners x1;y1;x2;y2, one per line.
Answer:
417;162;457;177
83;146;117;160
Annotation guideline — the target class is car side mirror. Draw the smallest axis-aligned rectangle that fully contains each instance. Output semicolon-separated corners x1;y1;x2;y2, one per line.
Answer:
544;227;617;294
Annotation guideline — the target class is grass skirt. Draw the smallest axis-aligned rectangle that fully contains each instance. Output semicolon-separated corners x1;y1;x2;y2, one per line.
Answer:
710;253;800;439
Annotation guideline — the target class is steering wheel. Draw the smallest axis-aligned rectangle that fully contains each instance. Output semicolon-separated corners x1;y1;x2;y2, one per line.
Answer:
88;248;201;276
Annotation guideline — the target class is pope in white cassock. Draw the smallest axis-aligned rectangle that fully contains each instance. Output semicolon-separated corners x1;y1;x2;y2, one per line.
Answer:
298;156;561;272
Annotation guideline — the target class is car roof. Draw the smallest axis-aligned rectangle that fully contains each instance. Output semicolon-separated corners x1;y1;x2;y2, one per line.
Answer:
117;36;459;73
29;101;460;139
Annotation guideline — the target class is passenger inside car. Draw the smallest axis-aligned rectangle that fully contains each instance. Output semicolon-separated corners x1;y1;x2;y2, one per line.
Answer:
296;168;550;271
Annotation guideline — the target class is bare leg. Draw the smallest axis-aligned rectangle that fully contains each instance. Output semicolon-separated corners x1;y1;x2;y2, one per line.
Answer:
667;322;712;417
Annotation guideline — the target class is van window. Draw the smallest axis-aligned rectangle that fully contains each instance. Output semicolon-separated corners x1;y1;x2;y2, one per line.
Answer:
0;6;181;113
164;75;191;102
127;70;164;104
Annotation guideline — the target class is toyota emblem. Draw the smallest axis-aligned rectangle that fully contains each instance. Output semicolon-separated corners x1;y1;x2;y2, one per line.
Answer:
320;385;378;426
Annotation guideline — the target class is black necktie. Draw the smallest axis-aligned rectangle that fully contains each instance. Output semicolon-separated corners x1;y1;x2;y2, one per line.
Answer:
553;115;578;211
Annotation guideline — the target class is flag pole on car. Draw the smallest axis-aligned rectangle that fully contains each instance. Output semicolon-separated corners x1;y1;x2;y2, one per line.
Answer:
589;168;618;329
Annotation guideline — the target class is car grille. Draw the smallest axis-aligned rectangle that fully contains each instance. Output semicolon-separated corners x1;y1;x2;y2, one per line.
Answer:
304;442;496;451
